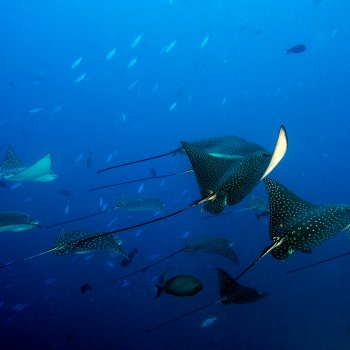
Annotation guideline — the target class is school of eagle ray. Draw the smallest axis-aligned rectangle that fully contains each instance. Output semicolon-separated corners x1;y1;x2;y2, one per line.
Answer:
2;120;349;332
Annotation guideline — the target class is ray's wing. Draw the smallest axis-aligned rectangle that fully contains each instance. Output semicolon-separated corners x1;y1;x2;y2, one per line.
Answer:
216;268;268;304
0;145;22;174
6;153;55;182
184;237;239;265
264;178;316;240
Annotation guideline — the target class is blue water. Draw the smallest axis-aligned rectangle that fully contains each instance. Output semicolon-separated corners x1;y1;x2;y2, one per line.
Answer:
1;0;350;349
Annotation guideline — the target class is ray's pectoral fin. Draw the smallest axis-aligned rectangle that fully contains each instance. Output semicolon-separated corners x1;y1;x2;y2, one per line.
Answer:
203;195;226;214
216;268;268;304
7;153;57;182
261;125;288;180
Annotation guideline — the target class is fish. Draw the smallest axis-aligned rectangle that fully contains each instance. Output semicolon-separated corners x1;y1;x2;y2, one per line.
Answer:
169;101;177;111
236;195;270;219
115;195;165;212
57;189;71;197
286;44;307;54
54;229;128;258
164;40;177;53
29;108;43;114
131;33;143;48
75;73;87;83
201;317;217;328
71;56;83;69
51;105;63;114
150;169;157;177
121;248;138;267
0;145;57;182
146;268;267;332
80;283;92;294
155;272;203;298
264;178;350;260
137;183;144;193
12;303;29;311
184;237;239;265
200;35;209;48
86;150;93;168
64;202;70;215
106;48;116;60
127;57;138;68
0;211;40;233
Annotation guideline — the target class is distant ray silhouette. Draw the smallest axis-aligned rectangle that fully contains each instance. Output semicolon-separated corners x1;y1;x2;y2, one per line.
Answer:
145;267;267;332
108;236;239;285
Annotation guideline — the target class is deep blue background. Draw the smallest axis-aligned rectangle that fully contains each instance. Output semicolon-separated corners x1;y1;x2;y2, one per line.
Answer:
1;0;350;349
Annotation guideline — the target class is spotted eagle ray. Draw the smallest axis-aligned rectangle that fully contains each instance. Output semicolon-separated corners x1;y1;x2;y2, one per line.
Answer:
236;194;270;219
146;267;268;332
54;229;127;258
46;195;167;228
0;211;40;232
108;236;239;285
115;195;165;212
96;126;287;215
232;178;350;281
0;145;57;182
0;127;286;270
1;229;127;267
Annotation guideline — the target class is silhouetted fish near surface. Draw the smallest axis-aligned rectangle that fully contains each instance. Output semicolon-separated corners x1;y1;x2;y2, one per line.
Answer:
184;237;239;265
115;195;165;212
236;195;269;219
80;283;92;294
0;145;57;182
0;211;40;232
286;44;307;54
155;272;203;298
121;248;138;267
146;268;267;332
264;178;350;260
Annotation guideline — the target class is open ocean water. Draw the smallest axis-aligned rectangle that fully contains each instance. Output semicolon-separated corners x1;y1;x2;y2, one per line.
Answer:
1;0;350;349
